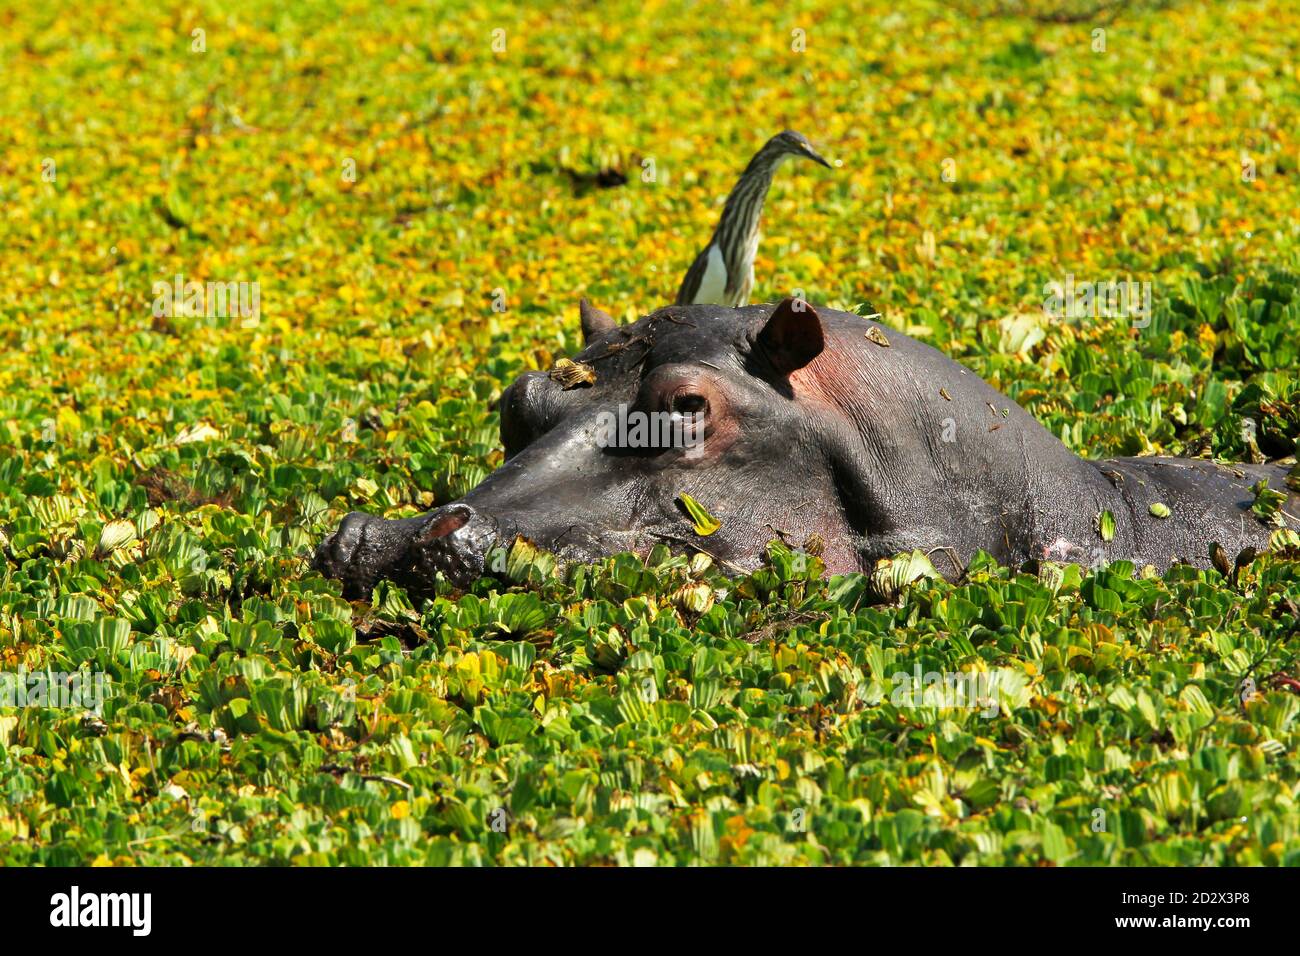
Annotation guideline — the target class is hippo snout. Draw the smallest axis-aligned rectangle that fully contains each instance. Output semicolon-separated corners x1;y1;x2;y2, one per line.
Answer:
408;503;499;590
314;503;499;598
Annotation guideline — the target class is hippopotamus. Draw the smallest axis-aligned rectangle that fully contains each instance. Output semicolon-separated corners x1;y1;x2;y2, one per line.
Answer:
313;298;1298;598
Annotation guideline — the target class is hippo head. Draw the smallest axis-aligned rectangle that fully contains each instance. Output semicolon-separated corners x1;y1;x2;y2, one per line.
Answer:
315;297;1299;599
316;297;924;597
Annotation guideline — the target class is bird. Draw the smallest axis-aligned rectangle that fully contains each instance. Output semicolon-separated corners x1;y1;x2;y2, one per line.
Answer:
675;129;832;308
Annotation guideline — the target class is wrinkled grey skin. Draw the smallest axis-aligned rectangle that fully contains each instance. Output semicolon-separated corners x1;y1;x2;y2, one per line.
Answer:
314;299;1298;598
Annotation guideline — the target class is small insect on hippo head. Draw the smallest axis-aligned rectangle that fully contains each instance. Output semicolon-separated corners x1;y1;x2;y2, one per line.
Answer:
315;297;927;598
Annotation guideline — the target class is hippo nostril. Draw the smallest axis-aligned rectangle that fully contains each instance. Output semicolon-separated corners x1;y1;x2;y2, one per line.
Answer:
410;504;497;589
419;506;472;541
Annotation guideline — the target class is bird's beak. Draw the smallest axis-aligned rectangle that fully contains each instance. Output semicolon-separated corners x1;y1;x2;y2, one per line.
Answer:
804;144;832;168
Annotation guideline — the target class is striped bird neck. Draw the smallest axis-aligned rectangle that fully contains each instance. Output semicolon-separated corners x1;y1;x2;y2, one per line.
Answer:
713;151;789;288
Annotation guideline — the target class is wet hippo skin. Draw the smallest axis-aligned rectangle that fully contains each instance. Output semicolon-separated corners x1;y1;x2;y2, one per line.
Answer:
314;298;1299;598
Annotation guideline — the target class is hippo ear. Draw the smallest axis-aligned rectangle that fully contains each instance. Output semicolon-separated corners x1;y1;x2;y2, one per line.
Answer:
756;297;825;376
579;298;616;342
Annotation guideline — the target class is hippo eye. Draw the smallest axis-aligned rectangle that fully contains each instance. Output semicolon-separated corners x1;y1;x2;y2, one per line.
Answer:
671;393;709;416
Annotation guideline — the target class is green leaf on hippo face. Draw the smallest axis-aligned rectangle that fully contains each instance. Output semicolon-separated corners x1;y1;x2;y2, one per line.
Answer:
676;493;721;537
1149;502;1171;518
1095;510;1116;542
1251;479;1287;526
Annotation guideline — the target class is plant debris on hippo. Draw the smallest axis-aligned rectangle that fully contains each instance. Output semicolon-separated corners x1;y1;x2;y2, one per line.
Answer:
314;297;1299;598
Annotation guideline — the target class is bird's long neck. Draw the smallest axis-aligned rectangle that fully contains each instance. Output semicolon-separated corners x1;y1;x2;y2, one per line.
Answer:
714;150;784;274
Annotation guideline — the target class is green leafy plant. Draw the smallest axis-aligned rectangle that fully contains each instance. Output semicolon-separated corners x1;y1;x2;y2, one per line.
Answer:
3;0;1300;868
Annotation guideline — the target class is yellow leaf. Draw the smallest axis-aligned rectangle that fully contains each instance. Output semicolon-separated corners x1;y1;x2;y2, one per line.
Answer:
676;492;721;536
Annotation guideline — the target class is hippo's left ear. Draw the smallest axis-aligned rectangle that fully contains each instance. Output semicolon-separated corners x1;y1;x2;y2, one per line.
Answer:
755;297;825;377
579;298;617;342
